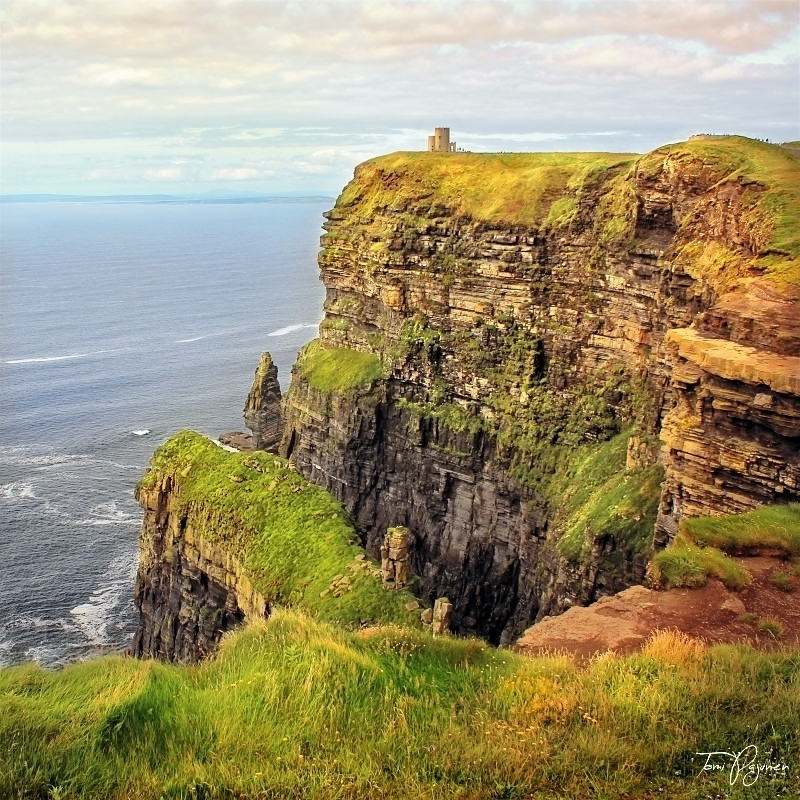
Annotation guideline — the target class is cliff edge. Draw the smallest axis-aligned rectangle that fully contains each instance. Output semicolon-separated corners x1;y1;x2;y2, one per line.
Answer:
276;136;800;644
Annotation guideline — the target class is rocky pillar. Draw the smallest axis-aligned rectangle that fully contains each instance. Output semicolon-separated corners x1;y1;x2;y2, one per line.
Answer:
244;352;284;452
381;526;411;589
431;598;452;635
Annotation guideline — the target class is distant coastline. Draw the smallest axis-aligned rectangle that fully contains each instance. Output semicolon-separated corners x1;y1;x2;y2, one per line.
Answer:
0;193;335;205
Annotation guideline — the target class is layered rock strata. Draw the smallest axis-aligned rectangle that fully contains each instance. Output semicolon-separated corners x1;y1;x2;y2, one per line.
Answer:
244;352;284;451
132;474;269;661
278;139;800;643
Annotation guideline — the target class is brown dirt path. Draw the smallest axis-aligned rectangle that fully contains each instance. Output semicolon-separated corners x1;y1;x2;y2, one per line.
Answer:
514;555;800;660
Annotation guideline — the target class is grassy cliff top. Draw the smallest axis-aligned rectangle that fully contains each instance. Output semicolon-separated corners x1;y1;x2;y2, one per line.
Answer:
138;431;421;629
338;150;635;227
644;135;800;260
334;136;799;287
295;339;384;392
2;610;797;799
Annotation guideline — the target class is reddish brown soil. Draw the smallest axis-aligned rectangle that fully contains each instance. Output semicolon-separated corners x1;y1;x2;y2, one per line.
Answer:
514;555;800;661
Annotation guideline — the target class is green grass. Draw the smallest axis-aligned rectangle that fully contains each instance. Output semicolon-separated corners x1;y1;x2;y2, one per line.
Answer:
337;151;636;228
137;431;421;630
757;617;785;639
1;612;798;799
553;432;664;562
650;534;752;591
296;339;385;393
771;571;796;593
684;503;800;555
645;136;800;287
650;504;800;591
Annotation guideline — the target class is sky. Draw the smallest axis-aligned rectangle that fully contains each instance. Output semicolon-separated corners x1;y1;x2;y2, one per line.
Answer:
1;0;798;196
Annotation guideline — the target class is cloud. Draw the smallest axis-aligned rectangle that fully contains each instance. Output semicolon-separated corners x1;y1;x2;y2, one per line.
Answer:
144;168;181;180
208;168;260;180
0;0;796;193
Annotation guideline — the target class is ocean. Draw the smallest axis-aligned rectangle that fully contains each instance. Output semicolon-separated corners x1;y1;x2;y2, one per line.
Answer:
0;199;328;667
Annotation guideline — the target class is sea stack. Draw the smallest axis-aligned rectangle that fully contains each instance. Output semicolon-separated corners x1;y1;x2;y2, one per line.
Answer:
244;351;285;451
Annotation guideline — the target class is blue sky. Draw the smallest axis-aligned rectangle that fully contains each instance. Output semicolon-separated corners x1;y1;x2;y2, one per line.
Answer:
2;0;798;195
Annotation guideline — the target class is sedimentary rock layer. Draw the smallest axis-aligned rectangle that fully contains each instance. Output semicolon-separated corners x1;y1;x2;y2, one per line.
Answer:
279;138;800;642
244;351;285;451
132;474;269;662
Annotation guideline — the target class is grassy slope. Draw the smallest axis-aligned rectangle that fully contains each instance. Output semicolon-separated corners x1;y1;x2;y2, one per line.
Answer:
138;431;421;629
338;151;636;227
551;432;664;562
651;504;800;590
2;610;798;800
645;136;800;288
295;339;384;393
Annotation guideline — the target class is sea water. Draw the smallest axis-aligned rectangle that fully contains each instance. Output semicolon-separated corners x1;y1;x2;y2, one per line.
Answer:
0;199;328;666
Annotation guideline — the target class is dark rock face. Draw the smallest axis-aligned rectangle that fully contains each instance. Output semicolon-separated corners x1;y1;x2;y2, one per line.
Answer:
279;147;800;644
282;375;649;644
244;352;284;451
131;475;268;662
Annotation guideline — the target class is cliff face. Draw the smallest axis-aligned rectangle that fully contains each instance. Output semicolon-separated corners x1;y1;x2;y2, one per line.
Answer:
132;474;269;662
131;432;426;661
279;138;800;643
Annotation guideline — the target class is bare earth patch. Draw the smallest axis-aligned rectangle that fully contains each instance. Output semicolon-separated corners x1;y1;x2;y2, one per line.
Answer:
515;555;800;660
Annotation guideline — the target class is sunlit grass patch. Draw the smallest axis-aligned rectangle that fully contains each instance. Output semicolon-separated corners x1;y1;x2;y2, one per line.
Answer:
296;339;385;392
650;504;800;591
1;613;797;799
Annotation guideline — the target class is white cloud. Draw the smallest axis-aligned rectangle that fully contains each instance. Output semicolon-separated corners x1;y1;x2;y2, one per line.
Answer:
144;168;181;180
208;168;260;180
0;0;796;193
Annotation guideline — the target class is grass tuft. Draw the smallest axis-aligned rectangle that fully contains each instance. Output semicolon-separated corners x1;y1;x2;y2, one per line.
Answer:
295;339;385;393
771;570;796;593
757;617;784;639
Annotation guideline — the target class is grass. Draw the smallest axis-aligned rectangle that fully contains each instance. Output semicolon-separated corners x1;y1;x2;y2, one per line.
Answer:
295;339;385;393
757;617;785;639
1;614;798;799
771;571;796;593
137;431;422;630
336;151;636;228
649;534;752;591
650;504;800;590
684;503;800;555
552;432;664;562
644;136;800;288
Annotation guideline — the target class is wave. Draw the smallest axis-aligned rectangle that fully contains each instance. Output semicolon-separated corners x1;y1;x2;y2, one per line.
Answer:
76;500;140;527
0;482;37;500
5;348;120;365
70;551;139;646
2;450;140;470
267;322;318;337
175;331;227;343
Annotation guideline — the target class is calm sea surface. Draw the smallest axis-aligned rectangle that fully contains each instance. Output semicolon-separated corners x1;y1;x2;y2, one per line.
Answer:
0;200;328;666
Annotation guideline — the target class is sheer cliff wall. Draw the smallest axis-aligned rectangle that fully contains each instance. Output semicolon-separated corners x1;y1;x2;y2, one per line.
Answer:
277;139;800;644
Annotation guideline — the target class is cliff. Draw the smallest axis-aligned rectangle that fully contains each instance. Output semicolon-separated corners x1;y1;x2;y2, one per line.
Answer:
277;137;800;643
131;431;423;661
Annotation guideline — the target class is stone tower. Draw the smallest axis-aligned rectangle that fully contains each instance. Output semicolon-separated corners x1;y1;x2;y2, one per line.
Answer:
427;127;456;152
